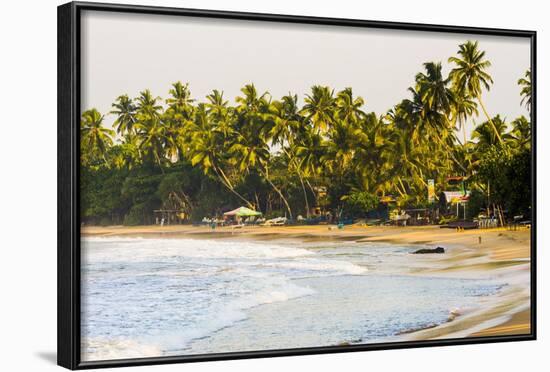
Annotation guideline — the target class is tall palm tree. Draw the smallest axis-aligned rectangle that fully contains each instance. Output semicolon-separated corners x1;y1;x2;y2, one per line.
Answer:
448;41;502;143
164;82;195;162
295;127;325;207
234;85;293;217
81;108;114;165
353;113;394;195
267;95;311;216
416;62;454;118
111;94;137;136
414;62;458;148
166;81;194;109
133;90;166;168
301;85;335;134
187;104;254;208
518;69;532;113
405;65;467;175
135;89;163;119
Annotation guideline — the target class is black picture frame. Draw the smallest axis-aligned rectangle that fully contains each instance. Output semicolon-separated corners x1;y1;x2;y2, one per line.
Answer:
58;1;537;369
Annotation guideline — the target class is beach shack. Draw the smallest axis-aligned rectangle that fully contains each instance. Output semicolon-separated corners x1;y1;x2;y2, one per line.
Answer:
440;191;470;218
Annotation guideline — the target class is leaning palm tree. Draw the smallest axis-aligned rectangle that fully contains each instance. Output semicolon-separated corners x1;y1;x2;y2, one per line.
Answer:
81;108;114;165
471;115;512;152
233;85;294;217
518;69;532;113
268;95;311;216
448;41;503;144
187;104;254;208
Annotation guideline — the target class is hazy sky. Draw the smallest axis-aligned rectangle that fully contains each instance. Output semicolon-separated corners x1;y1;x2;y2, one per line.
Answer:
81;10;531;139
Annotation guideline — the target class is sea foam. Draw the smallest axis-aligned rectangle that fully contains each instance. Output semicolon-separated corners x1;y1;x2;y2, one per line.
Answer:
81;236;363;361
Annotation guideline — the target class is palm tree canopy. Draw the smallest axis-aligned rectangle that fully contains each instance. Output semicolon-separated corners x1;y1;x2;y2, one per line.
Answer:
518;69;532;112
448;40;494;97
111;94;137;135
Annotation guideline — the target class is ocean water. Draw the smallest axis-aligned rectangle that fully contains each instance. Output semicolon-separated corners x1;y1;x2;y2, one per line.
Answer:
81;237;503;361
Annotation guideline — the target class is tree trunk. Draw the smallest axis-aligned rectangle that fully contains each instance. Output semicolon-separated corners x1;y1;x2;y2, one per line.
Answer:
284;149;310;218
298;175;310;218
260;167;293;220
396;177;407;198
434;131;468;174
306;179;318;207
461;116;467;145
477;95;503;144
212;165;255;209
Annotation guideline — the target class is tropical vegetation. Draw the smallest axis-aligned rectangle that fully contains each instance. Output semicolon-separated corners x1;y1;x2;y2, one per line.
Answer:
80;41;532;226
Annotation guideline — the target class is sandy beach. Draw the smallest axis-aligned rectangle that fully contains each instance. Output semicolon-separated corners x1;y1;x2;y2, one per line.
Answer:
82;223;532;344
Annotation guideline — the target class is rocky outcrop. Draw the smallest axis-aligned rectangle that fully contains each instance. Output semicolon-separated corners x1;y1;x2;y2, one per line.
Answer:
412;247;445;254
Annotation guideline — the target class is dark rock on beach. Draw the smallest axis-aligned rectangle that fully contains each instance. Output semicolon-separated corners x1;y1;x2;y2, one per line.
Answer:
412;247;445;254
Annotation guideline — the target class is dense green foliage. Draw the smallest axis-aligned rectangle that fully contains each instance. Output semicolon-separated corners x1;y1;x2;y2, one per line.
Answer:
80;41;532;225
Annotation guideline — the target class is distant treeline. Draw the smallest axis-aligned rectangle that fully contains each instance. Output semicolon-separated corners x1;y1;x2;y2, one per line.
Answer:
80;41;532;225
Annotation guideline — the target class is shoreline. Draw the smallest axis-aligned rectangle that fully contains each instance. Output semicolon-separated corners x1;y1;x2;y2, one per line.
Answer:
82;224;531;341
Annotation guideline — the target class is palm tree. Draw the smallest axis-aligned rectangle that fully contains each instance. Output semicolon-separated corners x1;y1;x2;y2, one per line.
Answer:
166;82;194;108
510;116;531;150
81;108;114;165
387;127;429;201
301;86;335;134
451;90;478;144
233;85;293;217
295;127;325;207
111;94;137;136
405;65;467;174
353;113;394;195
471;115;512;151
268;95;312;216
416;62;454;118
132;90;167;168
335;87;366;125
135;89;163;119
448;41;503;144
518;69;532;112
134;115;167;168
164;82;195;162
187;104;254;208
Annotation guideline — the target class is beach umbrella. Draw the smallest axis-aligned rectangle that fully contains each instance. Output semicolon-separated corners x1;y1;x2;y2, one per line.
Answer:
223;206;262;217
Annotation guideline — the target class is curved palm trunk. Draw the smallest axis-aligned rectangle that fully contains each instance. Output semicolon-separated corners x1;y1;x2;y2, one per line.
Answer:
477;95;503;144
260;167;293;220
153;150;165;174
284;149;310;218
297;175;310;218
212;165;255;209
460;117;467;145
396;177;407;198
435;125;468;174
305;179;318;208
